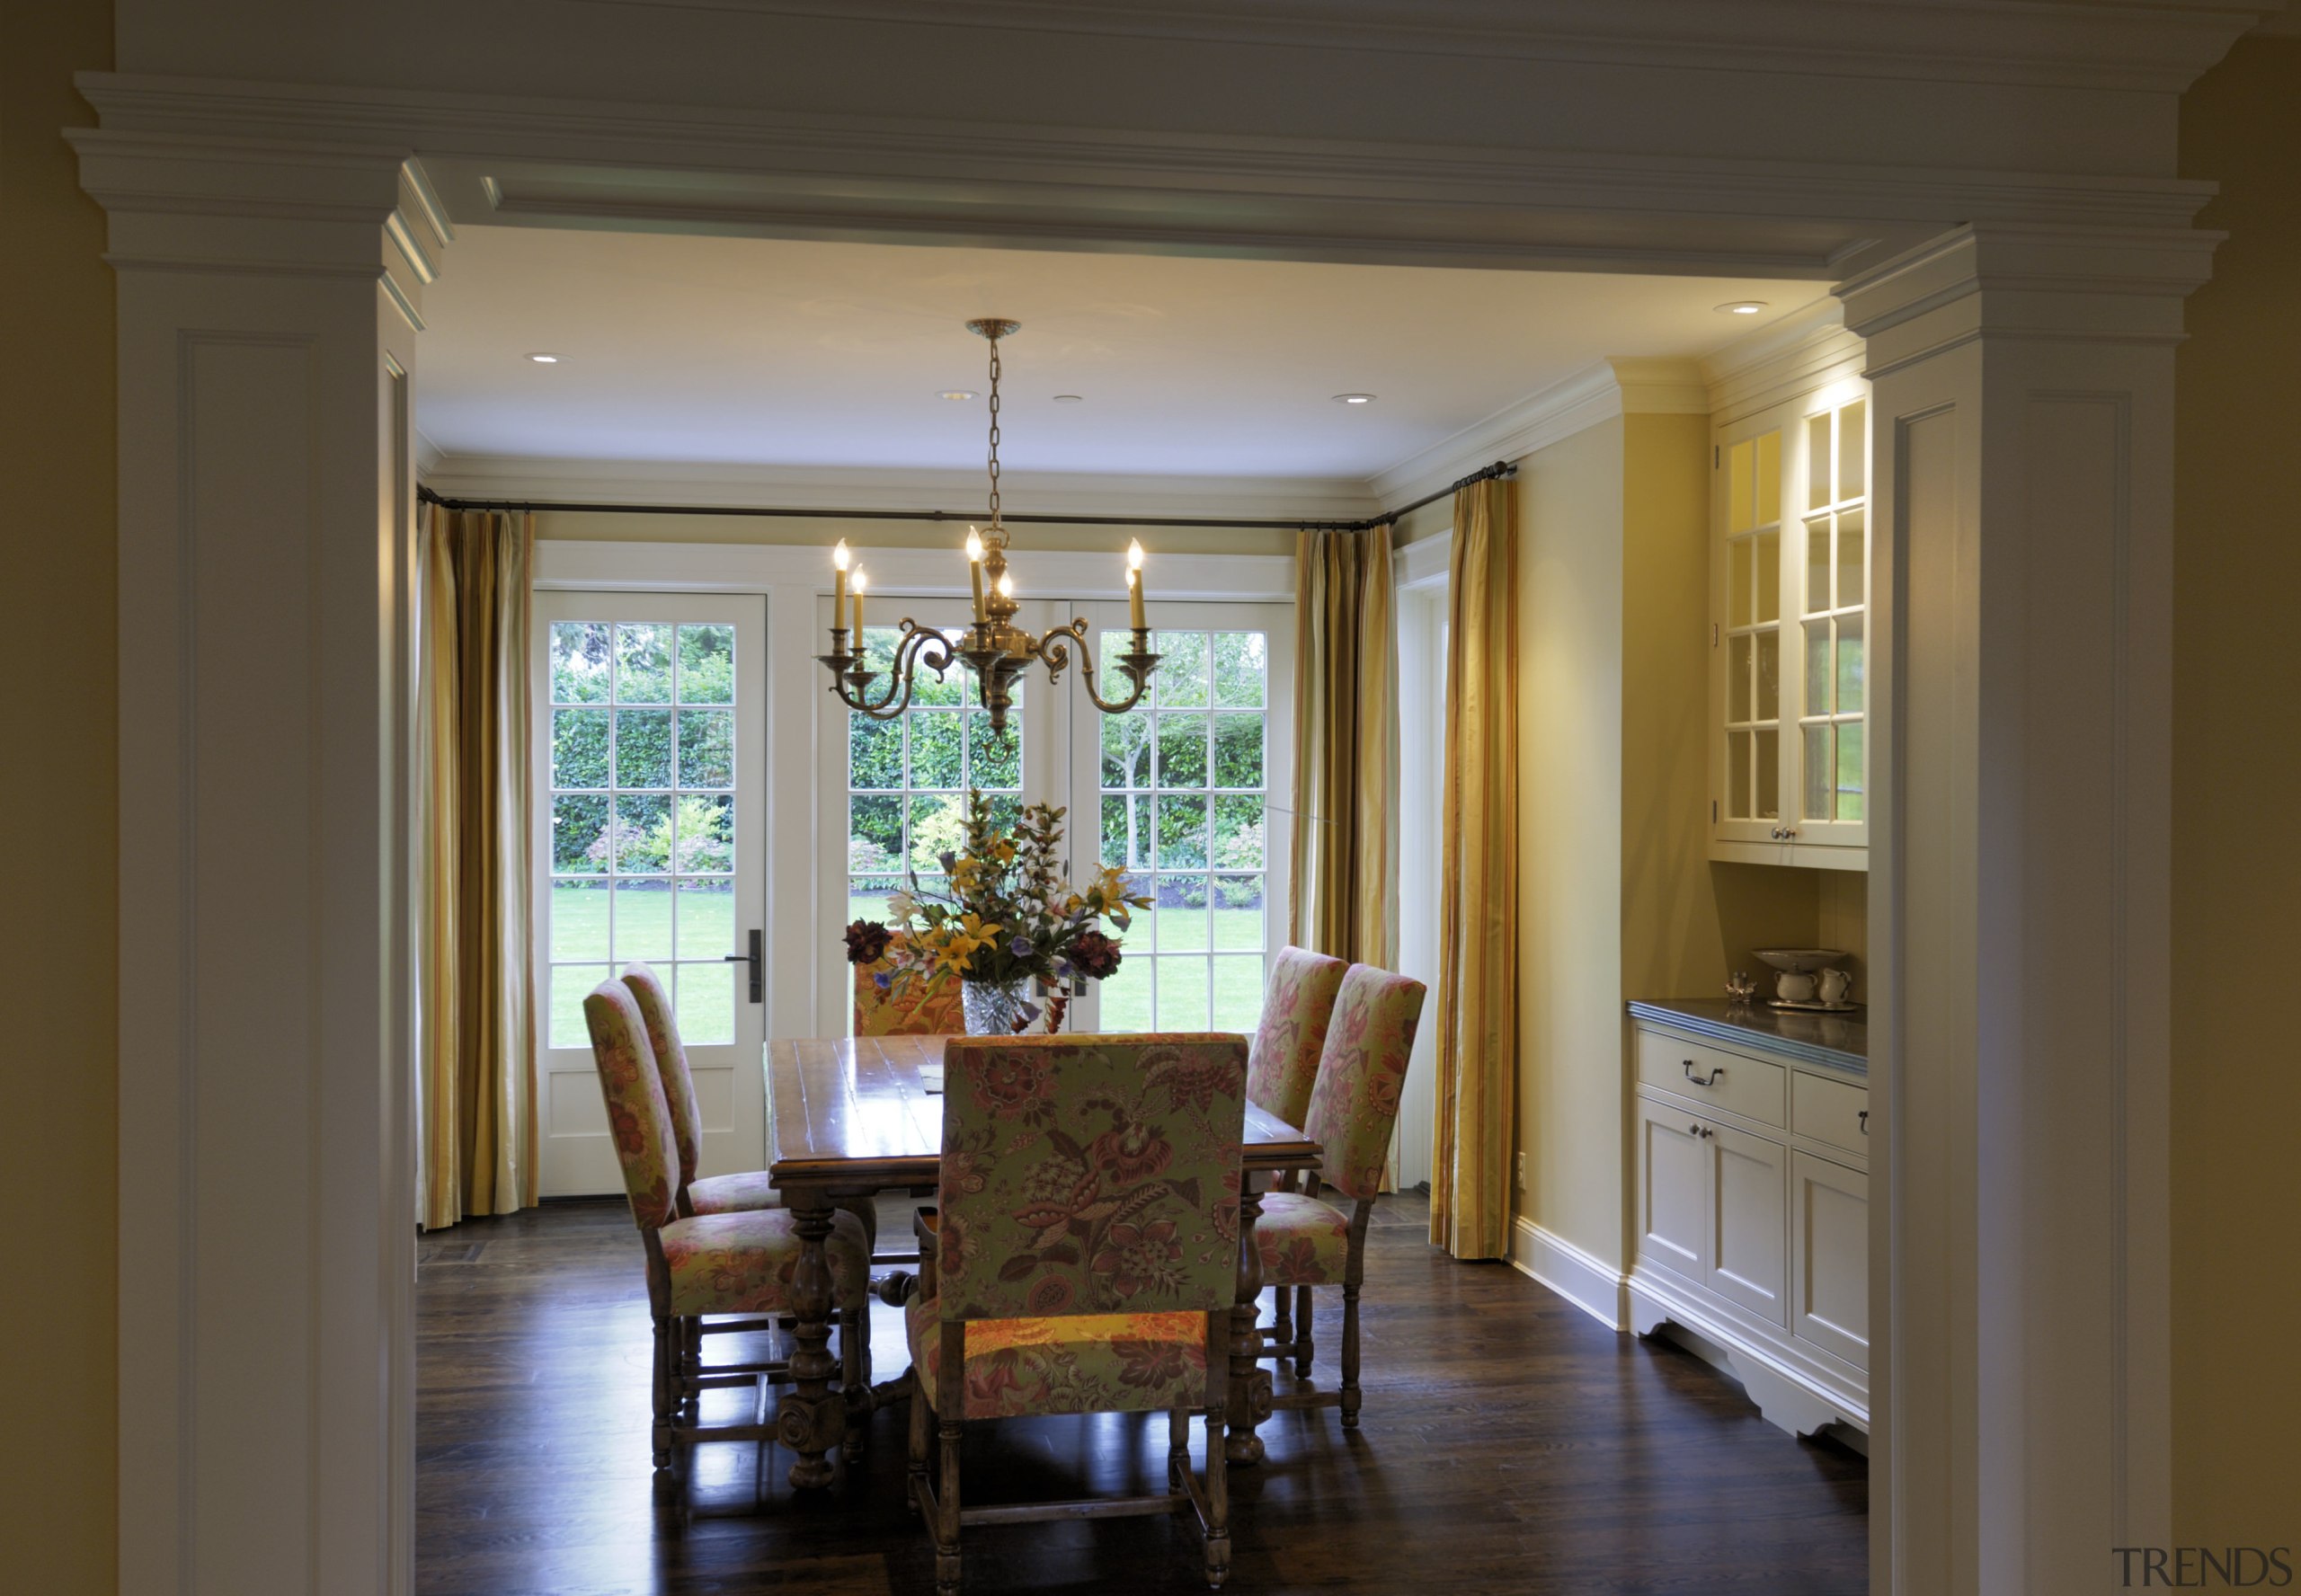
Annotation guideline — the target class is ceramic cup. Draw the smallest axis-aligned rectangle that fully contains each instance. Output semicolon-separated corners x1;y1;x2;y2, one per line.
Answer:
1817;968;1853;1004
1776;971;1818;1003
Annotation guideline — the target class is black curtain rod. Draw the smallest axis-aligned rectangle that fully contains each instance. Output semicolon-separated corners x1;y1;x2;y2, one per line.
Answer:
416;459;1515;535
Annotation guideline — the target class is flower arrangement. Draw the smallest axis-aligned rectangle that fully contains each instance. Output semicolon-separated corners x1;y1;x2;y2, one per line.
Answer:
845;789;1150;1024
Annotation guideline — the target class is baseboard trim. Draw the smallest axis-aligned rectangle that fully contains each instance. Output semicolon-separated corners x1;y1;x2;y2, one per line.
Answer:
1508;1217;1630;1332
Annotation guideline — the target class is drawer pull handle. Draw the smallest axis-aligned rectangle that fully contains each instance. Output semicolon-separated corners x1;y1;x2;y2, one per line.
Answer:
1858;1110;1869;1135
1683;1060;1724;1087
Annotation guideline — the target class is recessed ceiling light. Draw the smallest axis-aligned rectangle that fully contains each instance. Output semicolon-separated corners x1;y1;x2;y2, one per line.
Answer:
1332;393;1376;404
526;351;562;363
938;389;977;401
1716;301;1768;316
1053;394;1084;403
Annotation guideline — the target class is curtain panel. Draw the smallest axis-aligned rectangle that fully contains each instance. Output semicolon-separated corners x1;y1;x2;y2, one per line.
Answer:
418;507;538;1229
1429;477;1519;1261
1288;525;1397;969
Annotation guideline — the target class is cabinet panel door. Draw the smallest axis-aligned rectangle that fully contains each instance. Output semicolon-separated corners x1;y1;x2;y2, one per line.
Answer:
1636;1096;1709;1282
1706;1119;1790;1326
1791;1150;1870;1369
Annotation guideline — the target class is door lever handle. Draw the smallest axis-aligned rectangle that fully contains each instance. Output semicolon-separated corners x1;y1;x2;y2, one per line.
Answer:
722;928;762;1004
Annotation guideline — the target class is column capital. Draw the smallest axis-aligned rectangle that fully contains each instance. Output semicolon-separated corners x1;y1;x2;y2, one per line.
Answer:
67;123;451;328
1835;221;2221;377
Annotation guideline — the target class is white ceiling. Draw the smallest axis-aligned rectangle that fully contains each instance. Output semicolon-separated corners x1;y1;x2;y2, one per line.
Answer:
416;226;1825;487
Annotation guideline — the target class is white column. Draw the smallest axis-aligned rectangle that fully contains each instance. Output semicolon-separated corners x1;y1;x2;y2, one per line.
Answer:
1840;223;2210;1596
70;128;450;1596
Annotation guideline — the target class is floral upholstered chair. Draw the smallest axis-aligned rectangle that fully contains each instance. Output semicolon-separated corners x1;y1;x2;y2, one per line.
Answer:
854;933;968;1037
583;980;874;1476
1249;964;1426;1428
1241;946;1346;1352
622;962;780;1217
906;1035;1248;1593
1244;945;1347;1129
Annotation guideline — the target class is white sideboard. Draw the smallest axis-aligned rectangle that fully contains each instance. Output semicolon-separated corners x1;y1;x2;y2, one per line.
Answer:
1626;1002;1870;1441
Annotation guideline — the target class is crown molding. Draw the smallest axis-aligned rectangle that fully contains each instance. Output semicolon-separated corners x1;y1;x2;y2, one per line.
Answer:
569;0;2277;93
1701;299;1869;425
1368;356;1707;505
420;454;1382;522
72;75;2218;282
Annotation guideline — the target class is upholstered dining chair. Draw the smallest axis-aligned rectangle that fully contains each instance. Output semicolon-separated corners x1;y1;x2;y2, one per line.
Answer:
582;980;874;1476
622;962;779;1217
1242;946;1346;1353
906;1035;1248;1593
1248;964;1426;1428
855;933;968;1036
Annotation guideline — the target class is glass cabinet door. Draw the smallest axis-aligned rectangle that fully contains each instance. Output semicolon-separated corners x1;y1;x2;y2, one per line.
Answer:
1790;395;1869;851
1715;426;1787;846
1711;384;1870;864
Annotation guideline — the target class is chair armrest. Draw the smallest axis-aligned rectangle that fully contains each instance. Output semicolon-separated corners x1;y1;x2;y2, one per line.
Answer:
914;1207;939;1299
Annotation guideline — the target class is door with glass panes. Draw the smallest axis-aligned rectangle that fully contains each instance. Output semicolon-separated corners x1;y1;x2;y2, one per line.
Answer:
824;597;1290;1037
534;593;768;1196
1065;601;1293;1035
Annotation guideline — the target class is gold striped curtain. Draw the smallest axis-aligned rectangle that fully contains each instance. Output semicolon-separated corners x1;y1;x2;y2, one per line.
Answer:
418;507;538;1229
1429;478;1518;1260
1288;525;1397;968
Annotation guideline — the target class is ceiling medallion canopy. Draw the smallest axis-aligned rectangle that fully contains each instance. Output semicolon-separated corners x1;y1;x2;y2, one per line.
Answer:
817;318;1159;734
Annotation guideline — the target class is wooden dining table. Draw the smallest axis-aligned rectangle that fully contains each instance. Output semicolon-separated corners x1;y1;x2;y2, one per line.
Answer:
763;1033;1321;1491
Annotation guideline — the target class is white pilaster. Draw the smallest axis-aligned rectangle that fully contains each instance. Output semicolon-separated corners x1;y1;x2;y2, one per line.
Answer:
69;127;449;1596
1840;222;2212;1596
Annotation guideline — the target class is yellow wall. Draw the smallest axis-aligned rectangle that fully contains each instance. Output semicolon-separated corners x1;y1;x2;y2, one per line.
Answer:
1;2;118;1590
1507;411;1821;1260
1514;418;1630;1248
2172;33;2301;1546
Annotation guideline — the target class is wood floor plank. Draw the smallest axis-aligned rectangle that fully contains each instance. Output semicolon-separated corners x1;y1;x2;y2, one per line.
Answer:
417;1193;1866;1595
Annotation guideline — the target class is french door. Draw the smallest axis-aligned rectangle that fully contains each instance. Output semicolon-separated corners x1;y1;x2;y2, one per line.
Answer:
820;596;1292;1037
533;592;768;1196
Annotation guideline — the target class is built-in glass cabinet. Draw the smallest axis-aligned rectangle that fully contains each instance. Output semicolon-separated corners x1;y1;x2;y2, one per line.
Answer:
1711;386;1870;868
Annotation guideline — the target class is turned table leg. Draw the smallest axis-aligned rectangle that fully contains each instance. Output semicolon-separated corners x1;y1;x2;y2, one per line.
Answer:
1226;1174;1273;1465
773;1188;845;1488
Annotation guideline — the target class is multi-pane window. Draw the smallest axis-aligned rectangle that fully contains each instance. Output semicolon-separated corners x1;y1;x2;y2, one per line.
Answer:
846;625;1025;929
1799;399;1868;825
546;621;738;1048
1722;430;1783;823
1097;628;1270;1033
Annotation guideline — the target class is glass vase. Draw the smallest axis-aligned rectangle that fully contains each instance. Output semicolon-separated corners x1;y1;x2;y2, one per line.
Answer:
960;978;1034;1036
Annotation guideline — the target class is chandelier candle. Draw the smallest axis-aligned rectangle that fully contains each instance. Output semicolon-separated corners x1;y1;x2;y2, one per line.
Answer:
815;317;1163;733
832;539;849;617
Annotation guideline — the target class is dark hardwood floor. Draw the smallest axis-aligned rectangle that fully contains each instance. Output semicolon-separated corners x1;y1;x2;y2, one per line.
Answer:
418;1193;1866;1595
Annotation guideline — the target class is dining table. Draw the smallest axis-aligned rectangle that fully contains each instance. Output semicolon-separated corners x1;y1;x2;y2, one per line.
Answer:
761;1033;1322;1490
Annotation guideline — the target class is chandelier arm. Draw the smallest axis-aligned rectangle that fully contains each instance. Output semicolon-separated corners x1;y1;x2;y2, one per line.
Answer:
842;622;956;720
1072;624;1161;716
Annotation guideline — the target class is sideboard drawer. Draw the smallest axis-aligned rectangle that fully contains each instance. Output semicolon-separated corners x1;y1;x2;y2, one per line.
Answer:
1792;1070;1870;1159
1636;1030;1785;1128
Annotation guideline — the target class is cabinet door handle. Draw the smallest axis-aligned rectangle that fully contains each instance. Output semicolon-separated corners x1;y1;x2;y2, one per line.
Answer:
1689;1122;1702;1137
1684;1060;1724;1086
1858;1110;1869;1135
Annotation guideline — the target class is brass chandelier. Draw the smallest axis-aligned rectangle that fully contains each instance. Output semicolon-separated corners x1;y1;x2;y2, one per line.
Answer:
817;318;1159;734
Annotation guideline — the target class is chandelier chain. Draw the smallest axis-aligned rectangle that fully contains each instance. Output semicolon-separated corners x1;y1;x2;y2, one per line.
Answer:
986;332;1002;529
